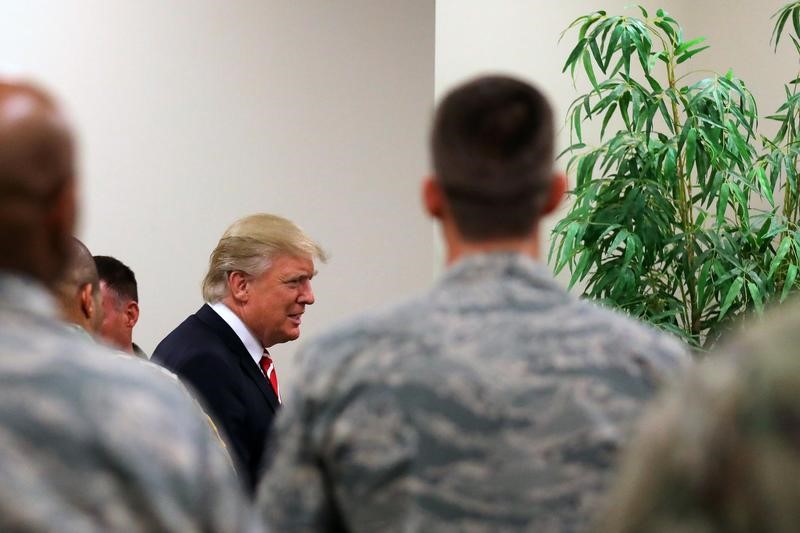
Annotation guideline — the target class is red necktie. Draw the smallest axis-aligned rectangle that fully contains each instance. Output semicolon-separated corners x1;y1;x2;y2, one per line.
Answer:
259;350;281;404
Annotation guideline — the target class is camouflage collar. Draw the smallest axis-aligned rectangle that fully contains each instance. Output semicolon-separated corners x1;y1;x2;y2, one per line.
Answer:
436;252;567;309
443;252;557;286
63;322;96;342
0;271;59;321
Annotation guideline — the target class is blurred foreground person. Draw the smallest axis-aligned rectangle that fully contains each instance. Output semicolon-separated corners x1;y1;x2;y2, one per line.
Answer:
257;75;688;532
601;301;800;533
0;79;257;531
94;254;147;357
153;213;325;494
52;237;101;338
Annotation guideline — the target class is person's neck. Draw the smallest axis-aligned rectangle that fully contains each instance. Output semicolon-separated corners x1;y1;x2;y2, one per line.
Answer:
61;305;89;331
443;225;541;266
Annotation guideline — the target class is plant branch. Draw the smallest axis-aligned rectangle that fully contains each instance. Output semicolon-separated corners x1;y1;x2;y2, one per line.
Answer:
666;52;700;340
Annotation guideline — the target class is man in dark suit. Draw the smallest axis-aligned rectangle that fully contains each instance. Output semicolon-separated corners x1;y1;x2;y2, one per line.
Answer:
152;213;326;493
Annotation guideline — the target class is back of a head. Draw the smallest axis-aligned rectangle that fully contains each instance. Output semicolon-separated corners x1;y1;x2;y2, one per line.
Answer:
202;213;327;302
0;80;75;283
94;255;138;303
432;75;555;241
54;237;101;331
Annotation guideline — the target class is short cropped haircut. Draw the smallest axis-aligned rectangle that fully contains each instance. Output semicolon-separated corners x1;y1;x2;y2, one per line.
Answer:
202;213;327;303
94;255;138;303
54;237;99;297
431;75;555;241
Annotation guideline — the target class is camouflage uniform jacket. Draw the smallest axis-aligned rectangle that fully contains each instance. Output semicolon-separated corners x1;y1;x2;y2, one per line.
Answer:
0;273;260;533
601;298;800;533
257;252;688;532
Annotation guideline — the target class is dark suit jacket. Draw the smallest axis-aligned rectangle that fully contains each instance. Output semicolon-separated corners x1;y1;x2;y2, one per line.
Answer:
151;304;279;493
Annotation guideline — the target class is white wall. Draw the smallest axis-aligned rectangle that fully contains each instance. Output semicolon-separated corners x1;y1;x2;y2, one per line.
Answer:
0;0;435;391
435;0;795;279
4;0;792;391
678;0;795;139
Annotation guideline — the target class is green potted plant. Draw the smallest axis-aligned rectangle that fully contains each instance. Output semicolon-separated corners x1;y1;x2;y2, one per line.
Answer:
550;5;800;349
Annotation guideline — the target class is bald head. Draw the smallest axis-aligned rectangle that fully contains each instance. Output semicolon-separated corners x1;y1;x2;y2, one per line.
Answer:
54;237;102;333
0;79;76;283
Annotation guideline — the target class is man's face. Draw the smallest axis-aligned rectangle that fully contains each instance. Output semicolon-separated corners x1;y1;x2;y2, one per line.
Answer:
239;254;316;348
98;281;132;351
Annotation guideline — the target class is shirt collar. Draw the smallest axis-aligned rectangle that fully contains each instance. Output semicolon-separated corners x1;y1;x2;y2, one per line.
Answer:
209;301;264;366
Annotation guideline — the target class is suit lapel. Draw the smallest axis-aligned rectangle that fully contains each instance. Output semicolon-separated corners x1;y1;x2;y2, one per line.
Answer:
195;304;280;413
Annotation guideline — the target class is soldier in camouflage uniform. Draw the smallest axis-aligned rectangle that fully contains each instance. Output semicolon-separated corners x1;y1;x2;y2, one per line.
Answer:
601;301;800;533
0;80;258;531
256;75;688;532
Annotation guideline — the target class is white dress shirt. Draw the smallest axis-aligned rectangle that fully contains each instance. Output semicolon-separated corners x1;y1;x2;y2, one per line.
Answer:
209;301;263;369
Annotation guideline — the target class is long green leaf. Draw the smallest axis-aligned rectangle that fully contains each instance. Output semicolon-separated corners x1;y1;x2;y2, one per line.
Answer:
782;264;799;302
563;38;588;74
757;167;775;207
582;50;599;90
568;250;593;289
716;183;730;226
555;222;580;274
773;7;792;50
719;277;744;319
747;281;764;314
685;128;697;175
769;236;792;277
676;45;710;64
697;259;714;310
675;36;706;55
601;102;618;139
605;24;623;71
608;229;630;254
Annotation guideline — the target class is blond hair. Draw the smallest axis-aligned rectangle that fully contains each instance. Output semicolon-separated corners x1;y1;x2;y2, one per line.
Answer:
201;213;326;302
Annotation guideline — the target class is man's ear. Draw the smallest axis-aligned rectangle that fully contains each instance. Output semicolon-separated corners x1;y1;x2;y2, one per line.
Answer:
126;301;140;328
227;271;249;303
422;176;445;219
79;283;94;321
541;173;567;216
